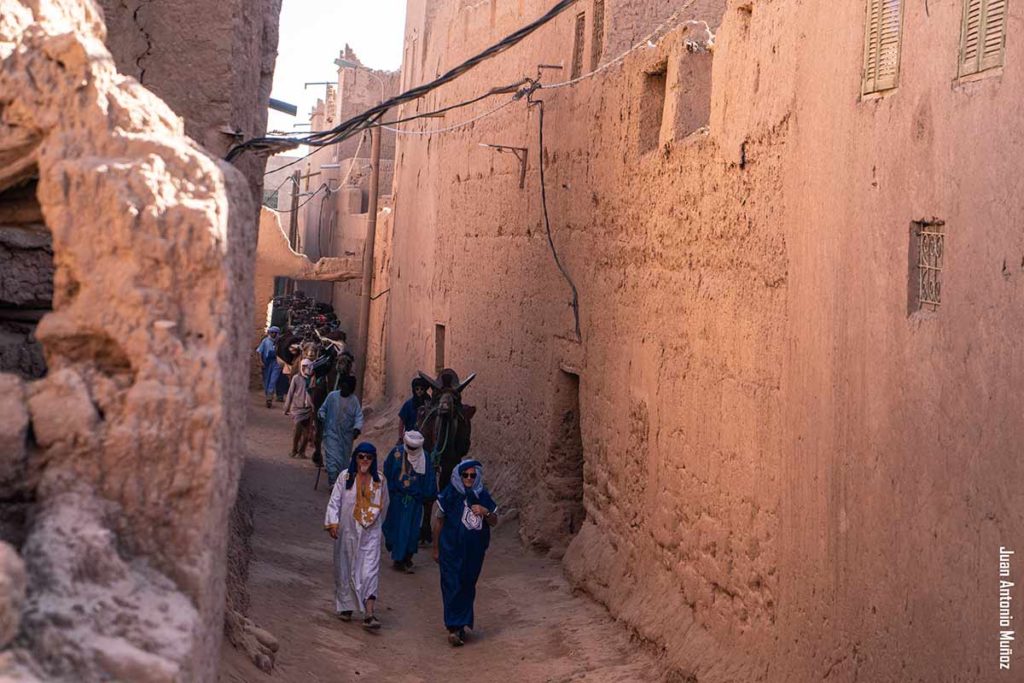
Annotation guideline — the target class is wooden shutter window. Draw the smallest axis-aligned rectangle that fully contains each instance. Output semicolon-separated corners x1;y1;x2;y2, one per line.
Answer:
591;0;605;71
571;12;586;79
862;0;905;94
960;0;1008;76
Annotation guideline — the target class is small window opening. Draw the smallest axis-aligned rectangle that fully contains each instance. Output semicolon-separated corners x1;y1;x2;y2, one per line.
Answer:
908;219;945;314
639;64;668;154
590;0;605;71
571;12;586;79
434;323;446;376
674;49;713;139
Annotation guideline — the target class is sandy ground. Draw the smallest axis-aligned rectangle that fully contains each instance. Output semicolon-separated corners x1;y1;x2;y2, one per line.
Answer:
219;392;671;682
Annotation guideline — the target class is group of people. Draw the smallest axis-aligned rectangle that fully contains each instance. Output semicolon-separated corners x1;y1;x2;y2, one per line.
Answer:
255;324;356;475
323;434;497;646
322;383;498;647
257;325;497;646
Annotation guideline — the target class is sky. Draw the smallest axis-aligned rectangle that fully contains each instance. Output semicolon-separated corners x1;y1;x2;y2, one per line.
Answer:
267;0;408;135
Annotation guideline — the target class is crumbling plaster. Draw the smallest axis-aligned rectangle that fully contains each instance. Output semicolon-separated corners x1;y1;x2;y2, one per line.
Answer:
95;0;283;202
0;0;272;679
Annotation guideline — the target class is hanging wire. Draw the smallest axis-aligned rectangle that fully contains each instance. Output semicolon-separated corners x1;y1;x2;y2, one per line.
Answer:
327;131;369;191
529;94;580;340
263;143;330;177
376;3;704;138
316;188;334;258
383;96;520;136
228;0;580;161
541;3;703;90
265;183;328;213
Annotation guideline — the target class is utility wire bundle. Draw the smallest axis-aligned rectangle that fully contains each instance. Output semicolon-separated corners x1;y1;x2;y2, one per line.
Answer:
227;0;579;162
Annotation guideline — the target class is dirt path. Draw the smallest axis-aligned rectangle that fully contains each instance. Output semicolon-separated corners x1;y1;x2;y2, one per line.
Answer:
220;392;669;682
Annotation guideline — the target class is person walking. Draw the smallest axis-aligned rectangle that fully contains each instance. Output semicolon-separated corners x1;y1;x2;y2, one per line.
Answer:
382;431;435;573
283;358;315;459
274;330;301;403
432;459;498;647
324;442;389;631
396;377;430;442
255;326;281;408
318;374;363;487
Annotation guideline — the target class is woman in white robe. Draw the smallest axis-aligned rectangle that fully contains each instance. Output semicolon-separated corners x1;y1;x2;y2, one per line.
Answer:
324;441;389;630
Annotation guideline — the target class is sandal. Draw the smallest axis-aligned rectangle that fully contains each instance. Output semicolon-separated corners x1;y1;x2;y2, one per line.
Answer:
448;630;464;647
337;610;352;622
363;615;381;631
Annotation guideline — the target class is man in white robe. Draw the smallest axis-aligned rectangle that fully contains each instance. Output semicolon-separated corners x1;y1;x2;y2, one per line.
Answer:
324;442;389;630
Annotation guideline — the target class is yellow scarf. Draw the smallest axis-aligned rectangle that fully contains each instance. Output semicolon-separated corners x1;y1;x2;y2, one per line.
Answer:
353;474;382;527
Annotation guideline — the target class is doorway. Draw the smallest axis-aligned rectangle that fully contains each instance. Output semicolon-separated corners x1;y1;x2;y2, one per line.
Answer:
545;369;585;546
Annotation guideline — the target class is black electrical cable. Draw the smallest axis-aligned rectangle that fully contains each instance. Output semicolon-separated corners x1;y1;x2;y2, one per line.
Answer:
262;84;521;178
263;142;331;177
316;187;333;258
531;95;581;340
229;0;577;161
376;80;528;129
265;183;328;213
268;173;298;194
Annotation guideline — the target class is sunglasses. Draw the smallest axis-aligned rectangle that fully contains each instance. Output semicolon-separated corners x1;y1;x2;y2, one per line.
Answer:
461;471;477;480
356;454;373;461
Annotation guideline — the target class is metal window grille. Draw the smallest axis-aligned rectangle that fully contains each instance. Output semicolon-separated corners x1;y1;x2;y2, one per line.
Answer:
571;12;586;79
959;0;1008;77
862;0;904;94
591;0;605;71
917;221;945;309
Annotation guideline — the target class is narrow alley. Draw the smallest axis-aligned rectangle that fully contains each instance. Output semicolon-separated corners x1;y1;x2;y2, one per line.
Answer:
219;394;668;683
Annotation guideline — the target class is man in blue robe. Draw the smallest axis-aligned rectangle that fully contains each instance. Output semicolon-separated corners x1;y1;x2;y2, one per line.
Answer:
255;326;281;408
317;374;363;487
383;431;435;573
432;459;498;647
396;377;430;442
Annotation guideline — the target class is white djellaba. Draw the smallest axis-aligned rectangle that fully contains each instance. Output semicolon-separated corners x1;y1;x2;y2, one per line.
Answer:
324;458;390;615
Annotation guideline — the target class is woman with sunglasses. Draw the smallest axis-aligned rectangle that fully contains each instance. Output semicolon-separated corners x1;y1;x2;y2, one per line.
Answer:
324;442;390;631
431;459;498;646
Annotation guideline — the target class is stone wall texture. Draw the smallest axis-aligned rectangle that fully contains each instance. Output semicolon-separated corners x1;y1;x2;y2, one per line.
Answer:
95;0;282;208
0;0;280;679
380;0;1024;681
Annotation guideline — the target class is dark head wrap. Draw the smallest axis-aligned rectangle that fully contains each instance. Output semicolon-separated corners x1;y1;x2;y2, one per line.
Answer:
345;442;380;489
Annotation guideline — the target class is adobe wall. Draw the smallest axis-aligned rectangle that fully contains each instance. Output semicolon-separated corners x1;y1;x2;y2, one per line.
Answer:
291;55;400;354
95;0;282;194
0;0;280;679
383;0;1024;681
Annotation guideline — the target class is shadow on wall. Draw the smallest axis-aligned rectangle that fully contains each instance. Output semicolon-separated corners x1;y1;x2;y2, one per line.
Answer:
521;368;586;558
0;179;51;380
